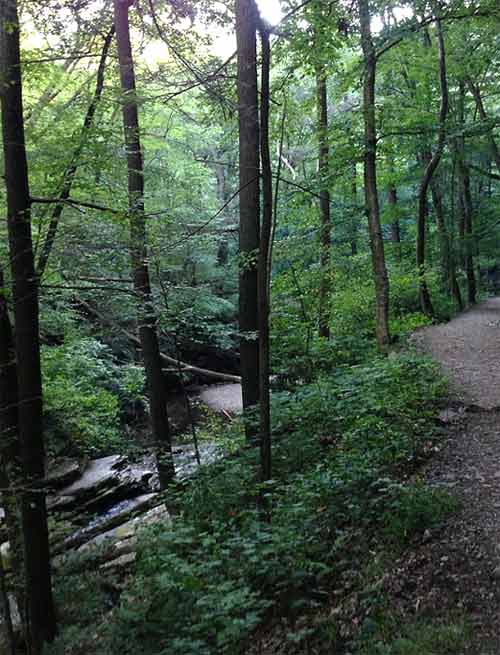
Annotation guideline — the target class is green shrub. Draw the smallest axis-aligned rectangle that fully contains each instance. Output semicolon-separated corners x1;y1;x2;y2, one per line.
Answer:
47;353;455;655
42;337;140;456
355;616;471;654
378;482;459;547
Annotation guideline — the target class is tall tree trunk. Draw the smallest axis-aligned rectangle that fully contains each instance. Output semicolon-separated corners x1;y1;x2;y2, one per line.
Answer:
258;29;272;482
0;266;25;624
416;17;448;317
315;64;331;339
350;163;358;256
36;25;115;279
387;173;402;262
457;82;476;305
0;1;57;651
429;178;463;309
114;0;174;487
235;0;260;438
359;0;390;351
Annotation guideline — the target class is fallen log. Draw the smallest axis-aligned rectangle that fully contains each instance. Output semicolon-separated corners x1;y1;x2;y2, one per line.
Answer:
73;294;241;383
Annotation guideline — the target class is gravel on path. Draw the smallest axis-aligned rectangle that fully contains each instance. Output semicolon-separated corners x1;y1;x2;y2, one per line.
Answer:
413;297;500;409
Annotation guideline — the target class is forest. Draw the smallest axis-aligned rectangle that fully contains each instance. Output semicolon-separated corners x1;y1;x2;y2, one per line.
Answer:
0;0;500;653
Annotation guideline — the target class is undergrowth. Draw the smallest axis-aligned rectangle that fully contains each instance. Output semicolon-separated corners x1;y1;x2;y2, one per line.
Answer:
47;353;458;655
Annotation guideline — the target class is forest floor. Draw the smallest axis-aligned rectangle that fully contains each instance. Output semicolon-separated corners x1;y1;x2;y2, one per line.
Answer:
256;297;500;654
403;296;500;653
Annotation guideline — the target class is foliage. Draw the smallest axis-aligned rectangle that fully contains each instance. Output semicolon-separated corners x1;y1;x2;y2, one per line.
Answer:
42;337;145;456
47;353;456;655
354;615;471;654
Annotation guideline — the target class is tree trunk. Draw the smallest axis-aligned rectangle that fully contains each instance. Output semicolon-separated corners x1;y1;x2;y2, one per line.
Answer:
0;1;57;650
36;25;115;279
258;29;272;482
350;163;358;256
457;82;476;305
0;266;25;624
416;17;448;317
429;178;463;310
236;0;260;438
315;64;331;339
387;176;402;262
359;0;390;351
114;0;174;487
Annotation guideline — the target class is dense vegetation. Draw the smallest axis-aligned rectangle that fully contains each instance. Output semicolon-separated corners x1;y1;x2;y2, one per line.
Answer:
0;0;499;653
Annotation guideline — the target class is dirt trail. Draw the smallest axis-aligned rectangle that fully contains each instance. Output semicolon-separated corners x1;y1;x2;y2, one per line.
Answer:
405;298;500;652
414;296;500;409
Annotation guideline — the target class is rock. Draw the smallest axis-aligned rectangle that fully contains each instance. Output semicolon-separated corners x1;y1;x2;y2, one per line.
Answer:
47;494;77;512
0;543;10;571
78;504;169;555
44;456;86;489
437;407;466;424
60;455;127;499
101;551;136;570
52;455;153;513
0;593;22;651
57;493;158;552
198;383;243;415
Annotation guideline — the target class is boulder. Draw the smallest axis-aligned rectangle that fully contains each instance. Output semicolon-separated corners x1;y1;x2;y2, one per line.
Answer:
59;455;127;500
51;455;153;514
44;456;86;489
57;493;158;552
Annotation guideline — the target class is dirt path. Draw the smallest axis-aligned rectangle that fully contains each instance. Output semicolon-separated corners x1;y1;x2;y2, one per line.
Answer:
402;298;500;652
413;296;500;409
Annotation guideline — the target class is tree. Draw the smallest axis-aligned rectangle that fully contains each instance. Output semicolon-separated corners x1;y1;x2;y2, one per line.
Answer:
258;25;273;482
416;20;448;317
0;0;57;650
114;0;174;486
358;0;390;350
315;63;331;339
36;25;115;279
235;0;260;438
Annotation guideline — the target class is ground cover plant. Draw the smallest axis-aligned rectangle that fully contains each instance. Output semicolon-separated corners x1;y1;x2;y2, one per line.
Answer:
47;353;460;655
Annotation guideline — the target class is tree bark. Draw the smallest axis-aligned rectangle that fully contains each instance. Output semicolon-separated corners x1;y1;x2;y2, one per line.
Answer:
456;82;476;305
0;265;25;624
315;64;331;339
416;17;448;317
350;163;358;256
236;0;260;438
36;25;115;279
429;178;463;310
359;0;390;350
0;1;57;650
258;28;272;482
114;0;174;487
388;176;402;262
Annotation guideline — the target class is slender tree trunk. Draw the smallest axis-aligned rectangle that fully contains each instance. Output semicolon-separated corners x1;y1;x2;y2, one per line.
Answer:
359;0;390;350
315;64;331;339
0;1;57;651
214;151;230;267
429;178;463;309
236;0;260;438
457;82;476;305
0;267;25;621
416;17;448;317
114;0;174;487
350;163;358;256
36;25;115;279
258;29;272;482
387;173;402;262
